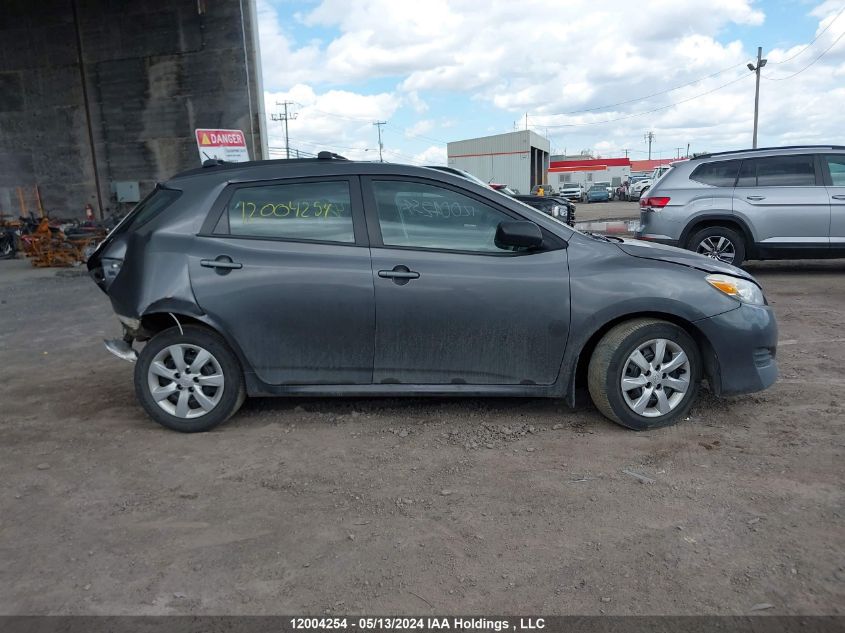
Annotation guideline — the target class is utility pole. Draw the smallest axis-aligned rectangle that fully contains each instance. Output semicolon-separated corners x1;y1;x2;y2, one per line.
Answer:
622;148;630;158
373;121;386;162
686;142;690;158
675;147;684;159
644;131;655;160
270;101;297;158
747;47;767;149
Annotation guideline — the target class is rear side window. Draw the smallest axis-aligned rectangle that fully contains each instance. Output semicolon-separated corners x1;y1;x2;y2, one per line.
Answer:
226;180;354;243
689;160;741;187
112;187;181;236
737;155;817;187
823;154;845;186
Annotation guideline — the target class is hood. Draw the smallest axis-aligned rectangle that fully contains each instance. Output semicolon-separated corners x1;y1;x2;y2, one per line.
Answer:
614;237;758;282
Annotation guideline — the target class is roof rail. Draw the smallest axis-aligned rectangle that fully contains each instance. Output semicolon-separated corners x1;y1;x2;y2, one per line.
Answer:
692;145;845;160
317;151;348;160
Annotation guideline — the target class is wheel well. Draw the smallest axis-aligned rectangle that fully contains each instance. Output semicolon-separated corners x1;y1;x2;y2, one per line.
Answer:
138;312;213;340
573;312;717;398
682;218;754;255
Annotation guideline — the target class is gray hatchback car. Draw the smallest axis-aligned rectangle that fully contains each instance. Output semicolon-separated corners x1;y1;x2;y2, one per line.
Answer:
637;145;845;265
88;154;778;432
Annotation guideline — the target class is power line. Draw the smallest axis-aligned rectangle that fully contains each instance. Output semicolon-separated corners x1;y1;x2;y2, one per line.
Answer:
767;4;845;65
535;72;753;129
528;61;746;120
763;28;845;80
286;104;452;146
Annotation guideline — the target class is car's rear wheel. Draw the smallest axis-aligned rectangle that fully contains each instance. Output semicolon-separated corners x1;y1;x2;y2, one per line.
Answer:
135;325;245;432
588;319;701;430
688;226;746;266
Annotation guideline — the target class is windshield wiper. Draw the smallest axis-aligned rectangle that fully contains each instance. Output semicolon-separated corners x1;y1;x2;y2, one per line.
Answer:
585;231;624;243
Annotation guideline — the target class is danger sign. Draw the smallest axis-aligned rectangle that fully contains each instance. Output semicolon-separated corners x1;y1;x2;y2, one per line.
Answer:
195;128;250;163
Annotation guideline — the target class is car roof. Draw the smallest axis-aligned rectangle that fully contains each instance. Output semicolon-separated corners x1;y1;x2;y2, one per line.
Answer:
166;156;463;185
691;145;845;161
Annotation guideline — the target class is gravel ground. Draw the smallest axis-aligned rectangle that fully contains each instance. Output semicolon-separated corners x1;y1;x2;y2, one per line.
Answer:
0;256;843;616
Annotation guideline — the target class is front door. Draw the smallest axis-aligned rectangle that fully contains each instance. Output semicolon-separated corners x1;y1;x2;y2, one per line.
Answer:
189;177;374;385
362;177;570;385
732;154;830;252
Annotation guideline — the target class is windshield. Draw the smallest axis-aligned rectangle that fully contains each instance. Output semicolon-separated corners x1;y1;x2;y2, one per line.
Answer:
507;196;572;229
459;170;492;188
562;183;580;189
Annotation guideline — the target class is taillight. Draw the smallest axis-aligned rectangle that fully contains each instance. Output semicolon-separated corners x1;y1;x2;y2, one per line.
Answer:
640;196;670;209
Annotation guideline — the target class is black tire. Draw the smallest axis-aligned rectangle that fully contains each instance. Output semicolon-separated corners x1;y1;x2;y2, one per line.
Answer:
0;234;15;259
587;318;701;430
686;225;746;267
134;325;245;432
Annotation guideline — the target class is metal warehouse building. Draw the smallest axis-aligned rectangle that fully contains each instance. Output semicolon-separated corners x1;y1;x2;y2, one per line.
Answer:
447;131;550;194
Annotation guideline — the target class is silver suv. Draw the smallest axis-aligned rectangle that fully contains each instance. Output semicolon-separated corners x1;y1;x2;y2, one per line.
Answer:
636;146;845;265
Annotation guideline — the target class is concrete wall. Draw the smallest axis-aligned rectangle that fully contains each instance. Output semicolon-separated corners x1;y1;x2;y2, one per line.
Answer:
0;0;265;219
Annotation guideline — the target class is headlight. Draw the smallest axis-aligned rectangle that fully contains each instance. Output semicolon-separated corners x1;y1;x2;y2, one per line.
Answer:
706;274;765;305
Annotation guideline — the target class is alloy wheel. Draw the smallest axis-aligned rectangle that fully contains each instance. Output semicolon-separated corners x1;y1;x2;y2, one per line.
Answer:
697;236;736;264
620;338;691;418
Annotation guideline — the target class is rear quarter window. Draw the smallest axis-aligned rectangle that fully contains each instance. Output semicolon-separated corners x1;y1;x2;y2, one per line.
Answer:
689;160;741;187
111;187;181;236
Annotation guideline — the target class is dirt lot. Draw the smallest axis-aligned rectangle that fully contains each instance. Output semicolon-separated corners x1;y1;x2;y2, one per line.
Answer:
0;255;843;616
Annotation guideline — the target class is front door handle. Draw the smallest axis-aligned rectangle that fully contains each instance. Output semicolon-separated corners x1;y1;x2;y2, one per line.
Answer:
201;256;242;275
378;265;420;285
746;195;766;201
832;194;845;200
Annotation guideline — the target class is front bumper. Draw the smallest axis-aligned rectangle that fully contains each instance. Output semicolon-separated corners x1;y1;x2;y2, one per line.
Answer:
695;304;778;396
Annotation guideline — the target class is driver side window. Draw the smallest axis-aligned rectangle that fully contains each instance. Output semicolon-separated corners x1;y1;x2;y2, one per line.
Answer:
371;180;515;253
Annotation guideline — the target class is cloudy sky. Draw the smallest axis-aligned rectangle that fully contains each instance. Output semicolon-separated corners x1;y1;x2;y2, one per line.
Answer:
257;0;845;165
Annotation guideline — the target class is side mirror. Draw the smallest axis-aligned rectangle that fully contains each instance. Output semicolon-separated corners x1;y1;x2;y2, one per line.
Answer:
494;221;543;249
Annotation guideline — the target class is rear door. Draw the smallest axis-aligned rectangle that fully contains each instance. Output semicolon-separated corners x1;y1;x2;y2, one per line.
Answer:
732;154;829;252
362;177;571;386
821;154;845;249
189;176;374;385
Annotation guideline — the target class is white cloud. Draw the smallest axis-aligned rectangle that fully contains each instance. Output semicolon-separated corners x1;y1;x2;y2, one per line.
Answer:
263;85;399;160
405;119;434;138
412;145;447;165
258;0;845;161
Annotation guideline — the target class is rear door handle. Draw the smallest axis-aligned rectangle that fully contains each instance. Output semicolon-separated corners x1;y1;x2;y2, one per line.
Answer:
378;270;420;279
746;195;766;201
378;265;420;285
200;257;242;273
201;259;242;269
832;194;845;200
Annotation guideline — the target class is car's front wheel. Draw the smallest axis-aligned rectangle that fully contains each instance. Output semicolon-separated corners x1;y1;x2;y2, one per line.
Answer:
135;325;245;432
588;319;701;430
